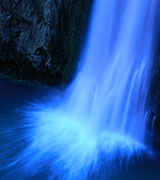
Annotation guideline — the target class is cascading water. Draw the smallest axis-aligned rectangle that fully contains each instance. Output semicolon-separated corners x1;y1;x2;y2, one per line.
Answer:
1;0;158;180
69;0;156;142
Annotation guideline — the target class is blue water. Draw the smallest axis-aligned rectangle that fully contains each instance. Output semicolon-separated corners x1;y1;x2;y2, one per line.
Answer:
69;0;157;142
0;77;160;180
0;0;159;179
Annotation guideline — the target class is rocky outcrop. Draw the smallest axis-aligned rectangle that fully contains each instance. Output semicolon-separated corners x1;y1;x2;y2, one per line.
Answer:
147;9;160;150
148;52;160;150
0;0;93;85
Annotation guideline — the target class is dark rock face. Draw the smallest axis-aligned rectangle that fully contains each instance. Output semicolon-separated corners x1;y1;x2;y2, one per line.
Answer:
0;0;93;85
147;7;160;150
148;50;160;150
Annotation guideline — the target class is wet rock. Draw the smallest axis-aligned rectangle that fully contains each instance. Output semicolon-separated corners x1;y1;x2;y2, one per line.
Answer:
0;0;93;86
147;12;160;150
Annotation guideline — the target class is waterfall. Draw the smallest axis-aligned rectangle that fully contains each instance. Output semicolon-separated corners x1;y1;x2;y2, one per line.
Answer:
68;0;157;142
1;0;158;180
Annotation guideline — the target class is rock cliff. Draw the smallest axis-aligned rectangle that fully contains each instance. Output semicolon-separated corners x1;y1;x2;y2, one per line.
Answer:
0;0;92;85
